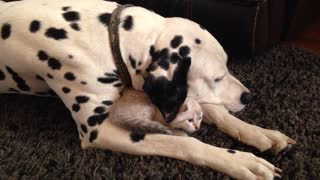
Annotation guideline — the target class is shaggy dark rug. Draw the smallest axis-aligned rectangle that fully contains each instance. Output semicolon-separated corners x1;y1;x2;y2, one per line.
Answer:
0;45;319;180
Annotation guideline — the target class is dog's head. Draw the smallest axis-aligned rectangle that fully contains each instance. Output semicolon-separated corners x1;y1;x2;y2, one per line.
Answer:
149;17;252;112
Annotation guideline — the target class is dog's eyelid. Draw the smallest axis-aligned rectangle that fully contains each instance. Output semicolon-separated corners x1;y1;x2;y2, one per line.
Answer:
214;74;225;83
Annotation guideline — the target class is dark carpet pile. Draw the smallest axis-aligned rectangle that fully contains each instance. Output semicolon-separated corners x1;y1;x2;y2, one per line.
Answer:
0;45;319;180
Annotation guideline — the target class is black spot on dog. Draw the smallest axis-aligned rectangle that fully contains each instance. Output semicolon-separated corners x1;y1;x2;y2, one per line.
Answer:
102;100;113;106
159;48;169;60
87;113;109;126
150;48;168;63
149;46;155;57
227;149;236;154
129;55;136;69
146;63;158;72
62;6;70;11
80;81;87;85
170;53;181;64
89;130;98;143
64;72;76;81
1;23;11;40
45;28;67;40
195;38;201;44
80;124;88;133
0;69;6;80
38;50;49;61
30;20;41;33
62;87;71;94
35;74;45;81
170;35;183;48
94;106;106;114
123;15;133;31
63;11;80;22
75;96;90;104
68;55;73;59
6;66;30;91
70;23;80;31
98;13;111;27
72;104;80;112
135;69;141;74
138;61;142;66
130;132;145;143
158;59;169;70
80;132;84;138
47;73;54;79
113;83;122;87
48;58;62;70
179;46;190;57
97;76;118;84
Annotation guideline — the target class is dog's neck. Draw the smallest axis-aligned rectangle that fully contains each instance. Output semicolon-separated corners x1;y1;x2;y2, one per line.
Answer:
117;6;167;90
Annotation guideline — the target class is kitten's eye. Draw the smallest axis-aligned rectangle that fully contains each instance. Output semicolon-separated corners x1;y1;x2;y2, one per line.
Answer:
188;119;193;123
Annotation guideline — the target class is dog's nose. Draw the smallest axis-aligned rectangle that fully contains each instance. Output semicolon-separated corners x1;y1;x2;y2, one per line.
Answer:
240;92;252;105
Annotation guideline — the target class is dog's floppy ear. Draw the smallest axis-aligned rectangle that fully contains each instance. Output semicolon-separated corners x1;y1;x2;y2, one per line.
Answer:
172;58;191;85
143;75;170;106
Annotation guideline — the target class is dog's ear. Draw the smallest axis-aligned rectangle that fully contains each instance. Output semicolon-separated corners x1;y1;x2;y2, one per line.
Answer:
142;75;155;94
172;57;191;85
143;75;170;106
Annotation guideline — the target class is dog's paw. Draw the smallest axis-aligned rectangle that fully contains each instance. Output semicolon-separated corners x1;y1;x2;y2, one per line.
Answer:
220;150;282;180
230;125;296;153
239;126;296;153
260;129;296;154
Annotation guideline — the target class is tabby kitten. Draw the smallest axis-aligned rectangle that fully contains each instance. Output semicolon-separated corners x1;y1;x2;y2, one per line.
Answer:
109;88;203;135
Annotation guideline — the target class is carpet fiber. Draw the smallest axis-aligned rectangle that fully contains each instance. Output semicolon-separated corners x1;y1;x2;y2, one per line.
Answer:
0;45;319;179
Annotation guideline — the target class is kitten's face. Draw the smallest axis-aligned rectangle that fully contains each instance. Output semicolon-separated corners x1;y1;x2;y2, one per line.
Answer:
169;97;203;133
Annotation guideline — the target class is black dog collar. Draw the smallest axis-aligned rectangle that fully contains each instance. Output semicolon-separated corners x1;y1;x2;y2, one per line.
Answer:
109;4;134;87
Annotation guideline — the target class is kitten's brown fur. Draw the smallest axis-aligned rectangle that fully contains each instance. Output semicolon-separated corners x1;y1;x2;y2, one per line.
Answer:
109;88;172;134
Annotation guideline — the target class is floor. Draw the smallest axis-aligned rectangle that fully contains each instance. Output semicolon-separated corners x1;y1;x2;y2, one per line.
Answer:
1;45;319;180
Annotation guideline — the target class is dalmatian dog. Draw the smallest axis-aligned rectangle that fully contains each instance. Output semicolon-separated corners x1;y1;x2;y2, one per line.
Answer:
0;0;296;179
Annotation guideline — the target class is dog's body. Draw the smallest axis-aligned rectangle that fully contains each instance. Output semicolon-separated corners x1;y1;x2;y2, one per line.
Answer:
0;0;295;179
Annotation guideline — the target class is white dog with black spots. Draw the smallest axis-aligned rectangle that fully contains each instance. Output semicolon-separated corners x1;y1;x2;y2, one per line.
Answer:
0;0;296;179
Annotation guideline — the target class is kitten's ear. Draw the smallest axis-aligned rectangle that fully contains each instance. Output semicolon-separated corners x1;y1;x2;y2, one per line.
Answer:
178;104;188;113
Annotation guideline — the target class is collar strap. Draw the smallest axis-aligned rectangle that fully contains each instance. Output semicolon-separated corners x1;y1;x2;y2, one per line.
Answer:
109;4;134;87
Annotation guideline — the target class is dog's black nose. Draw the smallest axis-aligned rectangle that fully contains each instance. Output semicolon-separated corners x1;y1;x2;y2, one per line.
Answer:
240;92;252;105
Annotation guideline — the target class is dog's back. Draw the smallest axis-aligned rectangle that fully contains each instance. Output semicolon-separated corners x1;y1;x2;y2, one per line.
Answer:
0;0;118;94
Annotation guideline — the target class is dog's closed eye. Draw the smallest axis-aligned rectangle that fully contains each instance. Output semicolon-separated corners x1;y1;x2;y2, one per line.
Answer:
214;74;225;83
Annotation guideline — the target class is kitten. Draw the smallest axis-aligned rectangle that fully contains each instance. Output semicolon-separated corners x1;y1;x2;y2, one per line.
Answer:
170;96;203;134
109;88;203;135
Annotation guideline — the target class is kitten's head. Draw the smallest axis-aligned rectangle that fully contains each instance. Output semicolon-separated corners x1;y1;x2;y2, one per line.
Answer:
169;97;203;133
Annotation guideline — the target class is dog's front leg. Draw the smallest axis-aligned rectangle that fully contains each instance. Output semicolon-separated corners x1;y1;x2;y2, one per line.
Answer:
201;104;296;153
85;120;280;180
